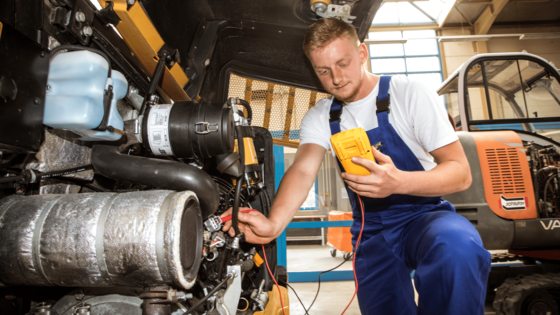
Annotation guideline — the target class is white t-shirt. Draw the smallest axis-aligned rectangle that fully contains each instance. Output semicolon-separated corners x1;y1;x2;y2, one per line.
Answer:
299;75;458;171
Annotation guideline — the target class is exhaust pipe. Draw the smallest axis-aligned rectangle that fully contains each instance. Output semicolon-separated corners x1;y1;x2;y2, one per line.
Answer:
0;190;203;289
91;145;219;218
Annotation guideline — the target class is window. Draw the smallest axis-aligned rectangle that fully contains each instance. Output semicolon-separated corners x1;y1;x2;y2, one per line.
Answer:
367;30;445;106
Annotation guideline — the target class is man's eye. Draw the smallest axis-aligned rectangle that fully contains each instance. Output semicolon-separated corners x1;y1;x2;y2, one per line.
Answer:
340;63;348;67
319;69;329;75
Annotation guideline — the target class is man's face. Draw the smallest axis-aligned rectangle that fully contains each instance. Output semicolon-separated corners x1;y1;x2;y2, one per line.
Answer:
309;36;368;103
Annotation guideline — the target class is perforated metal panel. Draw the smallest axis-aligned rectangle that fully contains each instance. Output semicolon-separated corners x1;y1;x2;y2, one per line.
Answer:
485;148;526;195
227;74;330;147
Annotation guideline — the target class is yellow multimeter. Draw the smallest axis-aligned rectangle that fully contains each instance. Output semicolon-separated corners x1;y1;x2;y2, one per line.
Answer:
330;127;376;175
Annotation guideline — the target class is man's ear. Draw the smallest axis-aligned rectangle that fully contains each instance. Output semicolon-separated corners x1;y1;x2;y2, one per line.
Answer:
358;43;368;65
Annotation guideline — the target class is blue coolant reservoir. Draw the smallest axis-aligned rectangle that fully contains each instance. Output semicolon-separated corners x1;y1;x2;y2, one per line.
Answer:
43;50;127;141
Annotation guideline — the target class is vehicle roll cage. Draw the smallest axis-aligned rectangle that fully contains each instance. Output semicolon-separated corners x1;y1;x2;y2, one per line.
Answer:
437;53;560;132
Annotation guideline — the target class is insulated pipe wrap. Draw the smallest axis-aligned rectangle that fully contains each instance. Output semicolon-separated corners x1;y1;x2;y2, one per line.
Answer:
0;190;202;289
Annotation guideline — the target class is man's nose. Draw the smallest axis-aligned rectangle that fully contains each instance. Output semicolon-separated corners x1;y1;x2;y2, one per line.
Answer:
332;68;343;85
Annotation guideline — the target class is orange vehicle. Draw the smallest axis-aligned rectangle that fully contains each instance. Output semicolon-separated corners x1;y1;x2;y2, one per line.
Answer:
438;52;560;315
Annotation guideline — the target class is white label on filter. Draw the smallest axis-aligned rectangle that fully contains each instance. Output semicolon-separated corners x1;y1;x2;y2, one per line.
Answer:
147;105;174;156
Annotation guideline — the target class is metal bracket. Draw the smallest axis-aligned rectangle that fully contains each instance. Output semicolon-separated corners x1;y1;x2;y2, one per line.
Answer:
68;0;96;45
195;122;219;135
316;4;356;23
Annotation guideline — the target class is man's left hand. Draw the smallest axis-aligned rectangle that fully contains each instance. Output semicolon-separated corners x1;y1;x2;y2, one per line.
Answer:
341;147;406;198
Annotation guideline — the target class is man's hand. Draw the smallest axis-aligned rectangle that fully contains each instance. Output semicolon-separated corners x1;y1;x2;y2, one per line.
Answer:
221;207;279;244
341;147;405;198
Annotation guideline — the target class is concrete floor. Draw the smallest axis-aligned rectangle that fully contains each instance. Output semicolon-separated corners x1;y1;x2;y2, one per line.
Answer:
286;244;501;314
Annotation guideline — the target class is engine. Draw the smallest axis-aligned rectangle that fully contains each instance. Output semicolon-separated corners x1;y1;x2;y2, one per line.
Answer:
525;141;560;218
0;33;281;315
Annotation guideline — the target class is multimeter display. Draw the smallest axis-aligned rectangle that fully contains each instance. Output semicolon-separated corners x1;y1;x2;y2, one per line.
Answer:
330;127;376;175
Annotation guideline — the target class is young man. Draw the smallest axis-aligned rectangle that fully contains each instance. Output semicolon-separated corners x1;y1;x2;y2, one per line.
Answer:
222;18;491;314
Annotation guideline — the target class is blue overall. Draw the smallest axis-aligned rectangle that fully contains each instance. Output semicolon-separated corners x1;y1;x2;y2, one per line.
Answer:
329;76;491;315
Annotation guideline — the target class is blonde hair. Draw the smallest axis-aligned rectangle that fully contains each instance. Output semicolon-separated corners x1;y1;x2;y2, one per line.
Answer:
303;18;360;58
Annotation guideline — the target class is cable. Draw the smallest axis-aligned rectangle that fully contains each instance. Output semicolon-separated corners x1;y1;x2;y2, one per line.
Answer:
305;251;353;314
341;195;365;315
232;125;247;236
181;274;232;315
262;244;287;315
278;280;309;314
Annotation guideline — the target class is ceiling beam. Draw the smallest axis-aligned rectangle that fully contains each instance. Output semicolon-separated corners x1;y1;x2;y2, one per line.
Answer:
473;0;510;35
454;6;474;27
437;0;459;27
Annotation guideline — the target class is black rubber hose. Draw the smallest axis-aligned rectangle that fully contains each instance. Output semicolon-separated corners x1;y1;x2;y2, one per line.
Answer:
50;45;112;78
91;145;220;218
535;166;557;213
0;175;23;184
181;274;232;315
232;126;247;236
236;99;253;125
543;173;558;217
139;50;168;116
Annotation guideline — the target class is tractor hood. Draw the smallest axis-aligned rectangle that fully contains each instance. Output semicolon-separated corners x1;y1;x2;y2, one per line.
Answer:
140;0;382;101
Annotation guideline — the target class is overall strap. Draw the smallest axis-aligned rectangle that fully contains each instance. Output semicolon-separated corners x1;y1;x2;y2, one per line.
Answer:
329;98;343;135
376;76;392;126
376;76;391;114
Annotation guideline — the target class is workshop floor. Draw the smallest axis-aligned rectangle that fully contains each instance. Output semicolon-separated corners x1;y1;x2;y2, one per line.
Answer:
286;245;501;314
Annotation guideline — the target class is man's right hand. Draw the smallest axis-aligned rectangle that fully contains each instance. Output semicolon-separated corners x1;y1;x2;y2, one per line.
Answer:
220;207;280;244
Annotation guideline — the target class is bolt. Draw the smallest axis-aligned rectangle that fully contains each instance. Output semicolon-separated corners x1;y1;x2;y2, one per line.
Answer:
46;85;51;91
127;0;135;5
34;98;41;105
204;59;210;67
75;11;86;23
40;51;46;58
15;185;26;195
82;26;93;37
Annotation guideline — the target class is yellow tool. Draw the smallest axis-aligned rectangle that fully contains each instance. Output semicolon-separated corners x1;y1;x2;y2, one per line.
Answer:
330;127;376;175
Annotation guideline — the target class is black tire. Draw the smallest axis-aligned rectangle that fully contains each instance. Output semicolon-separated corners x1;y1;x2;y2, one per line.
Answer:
521;290;558;315
343;252;352;260
493;273;560;315
330;248;337;257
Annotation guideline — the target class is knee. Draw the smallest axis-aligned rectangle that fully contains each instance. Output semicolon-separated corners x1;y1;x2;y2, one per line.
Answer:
429;221;488;264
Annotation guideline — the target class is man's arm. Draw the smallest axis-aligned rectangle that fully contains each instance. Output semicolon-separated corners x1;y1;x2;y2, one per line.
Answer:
343;140;471;198
221;143;326;243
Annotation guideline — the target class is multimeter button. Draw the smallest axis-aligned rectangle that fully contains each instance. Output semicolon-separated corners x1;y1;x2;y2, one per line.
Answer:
342;140;360;157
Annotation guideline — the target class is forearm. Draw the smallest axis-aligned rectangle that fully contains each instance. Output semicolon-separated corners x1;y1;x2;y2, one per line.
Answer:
399;160;471;197
267;166;318;238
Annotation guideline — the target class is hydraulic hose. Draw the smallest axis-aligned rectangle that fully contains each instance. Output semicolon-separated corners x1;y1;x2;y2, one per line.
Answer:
50;45;112;78
236;99;253;125
232;125;247;236
535;166;558;214
181;274;232;315
543;173;558;217
91;145;219;218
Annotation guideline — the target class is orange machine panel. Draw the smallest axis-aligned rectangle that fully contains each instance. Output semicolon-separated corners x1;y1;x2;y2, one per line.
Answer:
327;211;353;253
471;131;537;220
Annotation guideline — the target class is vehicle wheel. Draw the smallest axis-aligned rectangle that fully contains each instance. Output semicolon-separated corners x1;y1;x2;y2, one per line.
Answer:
343;252;352;260
330;248;337;257
521;290;558;315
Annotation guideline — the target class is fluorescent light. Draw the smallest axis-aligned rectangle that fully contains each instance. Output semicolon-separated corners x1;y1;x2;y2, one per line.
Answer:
520;33;560;40
364;39;408;44
438;35;492;42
